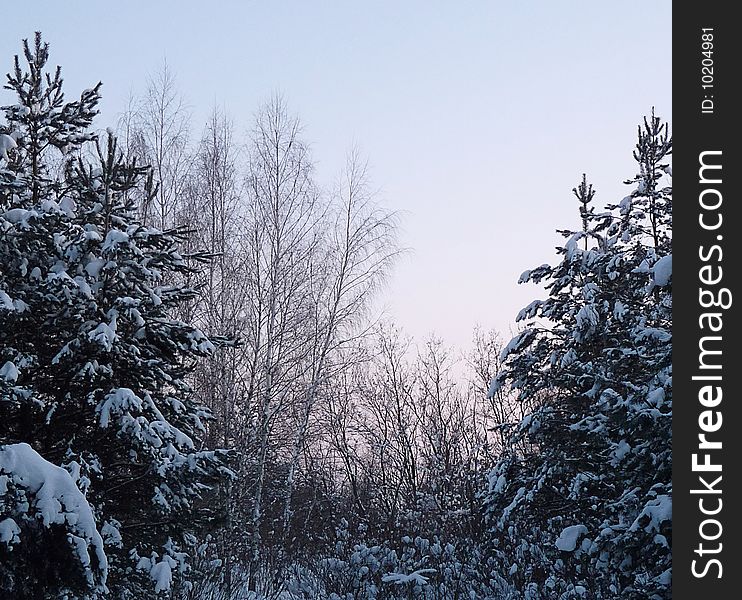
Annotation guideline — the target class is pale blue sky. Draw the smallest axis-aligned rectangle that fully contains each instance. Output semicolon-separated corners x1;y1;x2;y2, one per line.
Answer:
4;1;671;350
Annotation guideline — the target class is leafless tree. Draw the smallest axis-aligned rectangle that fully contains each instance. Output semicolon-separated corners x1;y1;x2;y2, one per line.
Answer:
184;107;244;443
117;61;191;229
234;95;321;590
467;326;525;451
280;149;400;542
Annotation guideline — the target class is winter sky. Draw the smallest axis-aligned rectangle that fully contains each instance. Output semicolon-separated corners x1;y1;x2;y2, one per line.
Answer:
4;1;671;351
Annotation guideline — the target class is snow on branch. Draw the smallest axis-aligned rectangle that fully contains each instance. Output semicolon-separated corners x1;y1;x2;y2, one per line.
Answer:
0;443;108;591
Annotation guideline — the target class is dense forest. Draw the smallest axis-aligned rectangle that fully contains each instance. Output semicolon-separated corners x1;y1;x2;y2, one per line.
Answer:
1;35;671;599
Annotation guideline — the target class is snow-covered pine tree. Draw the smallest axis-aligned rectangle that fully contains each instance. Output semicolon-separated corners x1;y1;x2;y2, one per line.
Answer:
1;33;228;598
484;113;672;599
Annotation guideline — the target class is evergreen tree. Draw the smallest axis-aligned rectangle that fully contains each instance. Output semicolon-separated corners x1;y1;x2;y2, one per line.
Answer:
484;114;672;599
1;33;228;598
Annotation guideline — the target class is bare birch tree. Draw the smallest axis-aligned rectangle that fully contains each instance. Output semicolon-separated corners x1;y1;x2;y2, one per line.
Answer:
117;61;191;229
236;95;321;590
280;150;400;546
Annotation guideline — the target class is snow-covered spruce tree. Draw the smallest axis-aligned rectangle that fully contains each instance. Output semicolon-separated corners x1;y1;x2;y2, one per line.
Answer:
1;34;228;598
484;114;671;599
